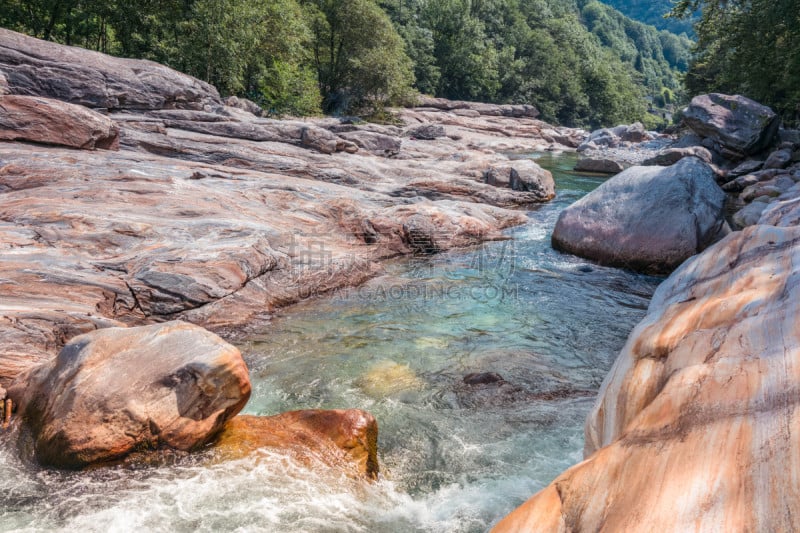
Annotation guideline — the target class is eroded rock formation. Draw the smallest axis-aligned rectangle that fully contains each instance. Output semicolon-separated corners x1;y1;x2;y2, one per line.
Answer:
493;224;800;532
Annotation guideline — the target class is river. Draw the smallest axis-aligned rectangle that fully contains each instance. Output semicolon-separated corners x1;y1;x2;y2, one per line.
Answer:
0;153;661;532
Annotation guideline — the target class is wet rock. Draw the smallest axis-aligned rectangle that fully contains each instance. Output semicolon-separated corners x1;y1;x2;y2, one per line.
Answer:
682;93;779;157
463;372;506;385
7;322;251;469
495;224;800;532
552;157;730;274
642;146;712;166
402;215;440;254
0;95;119;150
574;157;624;174
214;411;379;479
0;28;221;110
405;123;446;140
764;148;793;169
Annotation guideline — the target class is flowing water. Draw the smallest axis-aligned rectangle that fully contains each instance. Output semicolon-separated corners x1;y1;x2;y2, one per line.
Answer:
0;153;661;532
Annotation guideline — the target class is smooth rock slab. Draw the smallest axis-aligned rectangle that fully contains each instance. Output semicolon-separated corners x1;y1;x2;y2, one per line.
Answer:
494;224;800;532
0;95;119;149
214;410;379;479
8;321;250;468
0;28;221;110
552;157;729;274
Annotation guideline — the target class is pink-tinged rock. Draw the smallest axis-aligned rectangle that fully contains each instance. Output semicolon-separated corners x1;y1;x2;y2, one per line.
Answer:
8;321;250;468
0;95;119;149
214;410;379;479
494;224;800;532
0;28;221;110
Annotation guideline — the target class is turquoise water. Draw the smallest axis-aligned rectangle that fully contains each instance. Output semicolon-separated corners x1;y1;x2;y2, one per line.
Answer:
0;153;661;532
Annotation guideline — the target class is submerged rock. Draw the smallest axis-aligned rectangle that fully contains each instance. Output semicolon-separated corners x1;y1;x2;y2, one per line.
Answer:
494;224;800;532
0;95;119;150
552;157;730;274
214;410;379;479
683;93;779;157
8;322;250;469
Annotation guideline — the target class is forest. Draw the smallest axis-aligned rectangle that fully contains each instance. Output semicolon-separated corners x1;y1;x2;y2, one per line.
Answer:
0;0;796;127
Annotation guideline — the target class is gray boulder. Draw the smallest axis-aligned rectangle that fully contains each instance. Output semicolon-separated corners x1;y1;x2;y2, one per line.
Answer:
552;157;730;274
0;28;221;110
642;146;713;166
764;148;793;170
8;322;251;468
574;157;624;174
683;94;779;157
484;160;555;200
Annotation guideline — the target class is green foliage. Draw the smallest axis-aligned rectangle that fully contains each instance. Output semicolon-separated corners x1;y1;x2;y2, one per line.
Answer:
303;0;415;114
381;0;688;128
1;0;693;126
673;0;800;123
595;0;697;37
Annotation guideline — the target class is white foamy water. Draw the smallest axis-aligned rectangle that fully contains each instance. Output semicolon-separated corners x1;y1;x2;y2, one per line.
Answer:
0;153;661;532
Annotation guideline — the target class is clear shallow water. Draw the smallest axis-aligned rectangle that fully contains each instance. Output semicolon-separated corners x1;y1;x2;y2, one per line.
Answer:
0;153;661;532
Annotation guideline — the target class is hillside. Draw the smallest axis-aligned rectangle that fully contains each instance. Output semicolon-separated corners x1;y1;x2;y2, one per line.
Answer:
0;0;691;128
595;0;696;37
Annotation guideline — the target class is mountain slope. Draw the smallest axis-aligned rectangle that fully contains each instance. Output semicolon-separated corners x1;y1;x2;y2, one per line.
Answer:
595;0;696;37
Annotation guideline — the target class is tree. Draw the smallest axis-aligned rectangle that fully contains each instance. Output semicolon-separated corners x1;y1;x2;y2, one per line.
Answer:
672;0;800;123
303;0;414;113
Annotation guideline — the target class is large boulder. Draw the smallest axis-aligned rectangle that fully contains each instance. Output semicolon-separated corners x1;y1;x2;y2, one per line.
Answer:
214;410;379;479
552;157;730;273
683;93;779;157
8;321;251;468
0;28;221;110
642;146;713;166
574;157;624;174
494;224;800;532
0;95;119;149
484;160;555;200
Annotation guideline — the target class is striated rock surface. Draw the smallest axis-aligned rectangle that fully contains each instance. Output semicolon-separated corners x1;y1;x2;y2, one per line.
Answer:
0;31;585;388
683;93;779;158
0;28;221;110
7;322;250;468
494;224;800;532
214;410;378;479
0;94;119;149
552;157;730;273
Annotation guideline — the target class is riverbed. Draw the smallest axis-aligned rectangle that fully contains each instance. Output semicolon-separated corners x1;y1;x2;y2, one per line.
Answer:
0;153;661;532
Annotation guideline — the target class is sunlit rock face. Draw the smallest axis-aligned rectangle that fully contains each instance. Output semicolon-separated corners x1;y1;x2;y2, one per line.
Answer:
494;224;800;532
8;321;251;469
214;410;379;480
